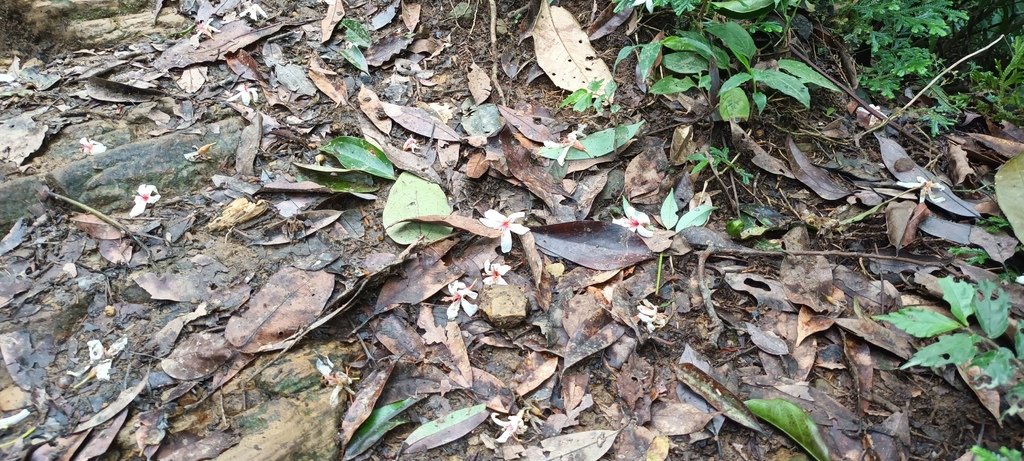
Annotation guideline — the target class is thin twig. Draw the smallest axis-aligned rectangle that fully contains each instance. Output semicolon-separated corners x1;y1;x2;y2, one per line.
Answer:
46;190;151;259
704;246;935;266
487;0;507;105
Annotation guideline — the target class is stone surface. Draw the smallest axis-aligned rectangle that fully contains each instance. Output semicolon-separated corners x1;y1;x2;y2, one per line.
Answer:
478;284;528;328
0;177;46;233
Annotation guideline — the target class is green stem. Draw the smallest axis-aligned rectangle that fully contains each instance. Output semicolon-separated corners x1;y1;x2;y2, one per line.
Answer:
655;252;665;293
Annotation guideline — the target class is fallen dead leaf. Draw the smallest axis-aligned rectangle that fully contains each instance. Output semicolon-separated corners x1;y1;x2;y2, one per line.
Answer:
468;63;492;104
224;267;334;353
531;0;613;91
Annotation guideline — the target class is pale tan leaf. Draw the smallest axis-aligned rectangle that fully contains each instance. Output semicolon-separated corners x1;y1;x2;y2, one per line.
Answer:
467;63;492;104
401;2;421;30
358;85;392;133
308;56;348;106
321;0;345;43
176;66;208;94
531;1;613;91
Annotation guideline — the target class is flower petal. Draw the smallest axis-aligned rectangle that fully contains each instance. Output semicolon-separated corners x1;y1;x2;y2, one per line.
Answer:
508;223;530;235
129;201;147;217
447;302;461;320
330;385;342;407
483;209;507;223
500;230;512;253
637;226;654;238
612;218;632;229
462;300;478;316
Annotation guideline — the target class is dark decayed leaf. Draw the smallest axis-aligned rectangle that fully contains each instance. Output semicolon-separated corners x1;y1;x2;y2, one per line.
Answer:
152;430;239;460
402;404;490;454
745;399;831;461
785;137;852;200
71;214;124;240
531;221;654;270
834;317;913;359
132;272;210;303
320;136;396;180
75;375;148;432
224;268;334;353
875;134;980;218
381;102;461;141
76;409;130;458
341;358;397;448
675;363;766;434
344;397;423;460
513;351;560;396
523;429;619;461
161;332;236;380
587;2;632;41
366;34;414;67
85;77;163;103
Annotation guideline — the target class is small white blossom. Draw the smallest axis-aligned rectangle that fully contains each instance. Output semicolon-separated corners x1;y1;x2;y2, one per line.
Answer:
403;137;421;153
636;299;667;332
612;199;654;238
896;176;946;203
542;125;586;166
80;138;107;155
479;210;530;253
129;184;161;217
631;0;654;13
315;355;356;407
1016;275;1024;285
85;337;127;381
240;1;269;21
491;409;528;444
482;259;510;286
226;83;259;106
443;280;478;320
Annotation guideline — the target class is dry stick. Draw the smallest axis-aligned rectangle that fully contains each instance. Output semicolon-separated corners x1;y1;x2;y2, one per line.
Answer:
860;34;1006;139
487;0;507;106
786;45;933;153
696;250;723;345
46;190;151;258
705;246;933;266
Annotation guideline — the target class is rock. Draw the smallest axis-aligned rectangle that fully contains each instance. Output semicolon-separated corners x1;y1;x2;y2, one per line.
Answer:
48;118;244;213
0;177;46;233
478;284;528;328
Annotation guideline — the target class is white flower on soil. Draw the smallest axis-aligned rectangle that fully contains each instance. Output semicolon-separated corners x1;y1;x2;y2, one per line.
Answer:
443;280;479;320
612;199;654;238
129;184;161;218
479;210;530;253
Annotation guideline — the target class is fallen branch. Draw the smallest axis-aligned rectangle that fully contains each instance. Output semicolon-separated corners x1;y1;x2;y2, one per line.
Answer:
46;190;151;259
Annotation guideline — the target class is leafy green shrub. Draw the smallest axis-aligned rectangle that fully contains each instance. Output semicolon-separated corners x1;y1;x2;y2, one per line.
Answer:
875;277;1023;420
960;36;1024;125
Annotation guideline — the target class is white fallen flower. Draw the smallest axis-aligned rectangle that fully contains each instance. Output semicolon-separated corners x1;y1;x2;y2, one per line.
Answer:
87;337;128;381
631;0;654;13
240;1;269;21
896;176;946;203
637;299;667;332
129;184;161;217
482;259;510;286
479;210;530;253
491;408;527;443
613;199;655;238
443;280;479;320
226;83;259;106
315;355;356;407
80;138;107;155
541;125;587;166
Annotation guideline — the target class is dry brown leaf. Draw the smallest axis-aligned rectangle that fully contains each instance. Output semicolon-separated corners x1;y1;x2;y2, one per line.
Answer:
467;63;492;104
398;214;501;238
795;306;833;346
969;132;1024;158
381;102;461;141
224;267;334;353
176;66;208;94
401;1;421;30
321;0;345;43
531;0;613;91
946;141;975;185
308;55;348;106
445;323;473;388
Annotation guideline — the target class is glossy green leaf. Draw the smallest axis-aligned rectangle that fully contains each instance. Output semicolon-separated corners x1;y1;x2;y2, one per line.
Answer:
613;45;637;72
874;308;961;338
711;0;774;15
382;173;452;245
340;45;368;73
637;42;662;81
342;19;371;47
344;397;422;460
403;404;489;454
752;91;767;113
320;136;396;180
537;121;644;161
995;154;1024;241
660;190;680;229
706;21;755;68
661;33;729;68
937;276;975;325
719;73;752;95
971;347;1015;388
777;59;841;91
718;87;749;121
745;399;830;461
650;76;696;95
675;204;716;231
293;163;379;193
975;280;1010;339
753;68;810;108
903;332;978;368
662;52;708;74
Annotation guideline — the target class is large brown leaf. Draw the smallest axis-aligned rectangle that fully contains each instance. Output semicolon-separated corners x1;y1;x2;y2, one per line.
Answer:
785;137;852;200
380;102;461;141
154;21;289;70
532;221;654;271
531;0;613;91
224;267;334;353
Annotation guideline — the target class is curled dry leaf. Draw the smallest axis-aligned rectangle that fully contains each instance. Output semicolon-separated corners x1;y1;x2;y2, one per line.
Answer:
398;214;501;238
785;137;851;200
467;63;492;104
531;221;654;271
340;358;397;447
161;331;235;380
380;102;461;141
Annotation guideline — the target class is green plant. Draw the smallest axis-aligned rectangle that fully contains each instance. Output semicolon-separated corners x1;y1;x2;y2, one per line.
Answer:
688;146;753;184
979;216;1013;234
962;36;1024;124
339;19;371;73
875;277;1024;420
948;246;990;265
612;0;698;15
560;79;620;115
971;445;1023;461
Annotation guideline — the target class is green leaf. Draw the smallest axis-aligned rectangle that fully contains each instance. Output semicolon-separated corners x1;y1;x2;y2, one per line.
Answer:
971;347;1015;388
710;0;774;15
975;280;1010;338
650;76;696;95
537;122;644;161
719;73;752;95
874;308;961;338
344;397;422;460
752;91;766;113
613;45;637;72
342;19;371;48
752;68;810;108
561;88;589;108
293;163;379;193
706;21;755;68
661;33;729;68
675;204;716;231
320;136;396;180
660;190;680;229
1016;326;1024;359
745;399;830;461
718;87;750;121
663;52;708;75
777;59;841;92
637;42;662;81
937;276;975;325
403;404;489;454
995;153;1024;241
382;173;453;245
903;333;978;368
340;45;369;73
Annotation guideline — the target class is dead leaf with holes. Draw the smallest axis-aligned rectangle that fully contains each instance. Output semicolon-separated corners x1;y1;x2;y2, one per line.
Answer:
530;0;613;91
176;67;208;94
467;63;492;104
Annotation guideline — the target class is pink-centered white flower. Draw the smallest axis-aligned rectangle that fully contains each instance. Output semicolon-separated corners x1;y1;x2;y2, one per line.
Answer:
240;1;269;21
491;409;527;444
443;280;478;320
631;0;654;13
403;137;420;153
479;210;529;253
315;355;356;407
482;259;510;286
226;83;259;106
897;176;946;203
130;184;161;217
542;125;587;166
80;138;107;155
613;199;654;237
